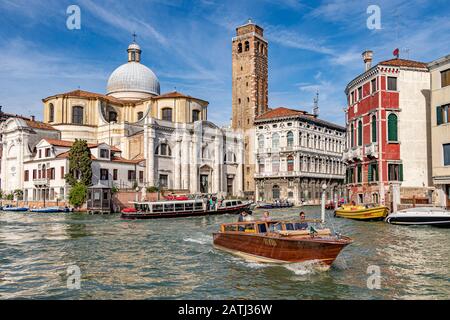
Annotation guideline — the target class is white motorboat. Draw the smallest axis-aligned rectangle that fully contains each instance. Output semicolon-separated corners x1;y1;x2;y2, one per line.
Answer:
385;207;450;228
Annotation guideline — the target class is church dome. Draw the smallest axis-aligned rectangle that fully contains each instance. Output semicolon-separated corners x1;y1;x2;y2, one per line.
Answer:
106;40;160;100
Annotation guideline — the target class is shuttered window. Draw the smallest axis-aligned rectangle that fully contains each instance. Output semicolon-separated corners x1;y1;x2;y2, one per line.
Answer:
357;164;362;183
388;114;398;142
437;106;444;125
388;164;403;181
441;69;450;88
371;115;377;143
358;120;363;146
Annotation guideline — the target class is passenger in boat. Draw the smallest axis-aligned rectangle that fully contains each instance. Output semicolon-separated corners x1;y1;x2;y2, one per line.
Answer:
295;212;309;230
261;211;271;222
244;211;255;222
238;211;247;222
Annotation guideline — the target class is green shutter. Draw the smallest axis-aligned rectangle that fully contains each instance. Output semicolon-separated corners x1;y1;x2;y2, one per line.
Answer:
437;106;443;125
368;164;373;182
388;114;398;142
358;165;362;183
371;116;377;143
399;164;403;181
358;121;363;146
351;124;354;147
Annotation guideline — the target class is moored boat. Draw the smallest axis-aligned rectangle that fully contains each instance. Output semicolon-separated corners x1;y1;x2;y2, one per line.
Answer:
213;220;352;265
2;206;29;212
256;201;294;209
29;207;72;213
121;199;252;220
385;207;450;228
335;204;388;221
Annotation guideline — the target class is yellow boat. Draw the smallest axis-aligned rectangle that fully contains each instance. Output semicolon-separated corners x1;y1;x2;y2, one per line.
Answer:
334;204;389;221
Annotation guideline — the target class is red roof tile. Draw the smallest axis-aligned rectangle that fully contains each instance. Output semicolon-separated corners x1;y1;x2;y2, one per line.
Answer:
26;120;57;131
379;58;427;69
44;139;121;152
255;107;309;120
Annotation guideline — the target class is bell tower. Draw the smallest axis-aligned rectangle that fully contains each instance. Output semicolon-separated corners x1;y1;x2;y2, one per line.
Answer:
232;19;268;196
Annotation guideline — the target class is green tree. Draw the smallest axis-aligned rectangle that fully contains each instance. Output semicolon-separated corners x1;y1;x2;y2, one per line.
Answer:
65;139;93;187
13;189;23;200
68;183;88;208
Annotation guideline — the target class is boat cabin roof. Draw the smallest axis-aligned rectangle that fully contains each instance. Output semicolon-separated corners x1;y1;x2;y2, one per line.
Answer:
219;219;324;235
130;199;203;205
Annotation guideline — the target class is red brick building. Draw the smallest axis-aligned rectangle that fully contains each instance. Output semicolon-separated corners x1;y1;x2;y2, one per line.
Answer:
344;51;432;206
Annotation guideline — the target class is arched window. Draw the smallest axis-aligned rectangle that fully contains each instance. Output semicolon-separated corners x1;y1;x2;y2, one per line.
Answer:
108;111;118;122
244;41;250;51
237;43;242;53
258;135;264;150
272;185;280;200
162;108;173;122
371;114;377;143
358;120;363;146
287;131;294;147
388;114;398;142
137;112;144;121
287;155;294;172
192;110;200;122
49;103;54;122
350;123;354;147
155;143;172;156
72;106;84;124
272;133;280;151
224;151;236;163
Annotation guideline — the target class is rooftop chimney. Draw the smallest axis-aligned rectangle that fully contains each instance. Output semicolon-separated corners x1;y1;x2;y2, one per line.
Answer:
31;115;35;121
362;50;373;72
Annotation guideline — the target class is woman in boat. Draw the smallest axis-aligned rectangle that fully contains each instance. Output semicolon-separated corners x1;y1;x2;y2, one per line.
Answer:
261;211;271;222
238;211;247;222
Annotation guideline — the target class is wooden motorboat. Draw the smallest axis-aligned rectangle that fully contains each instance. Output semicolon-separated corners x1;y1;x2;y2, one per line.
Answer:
335;204;388;221
121;199;252;220
386;207;450;228
213;220;352;265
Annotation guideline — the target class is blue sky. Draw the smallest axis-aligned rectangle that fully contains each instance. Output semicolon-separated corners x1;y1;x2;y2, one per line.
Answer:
0;0;449;126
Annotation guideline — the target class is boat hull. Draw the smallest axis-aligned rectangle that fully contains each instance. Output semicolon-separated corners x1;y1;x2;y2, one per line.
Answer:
212;232;352;265
386;215;450;228
30;208;71;213
2;207;29;212
121;203;251;220
335;206;388;221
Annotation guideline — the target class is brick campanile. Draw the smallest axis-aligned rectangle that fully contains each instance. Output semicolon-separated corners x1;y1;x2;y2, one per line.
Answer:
231;19;269;196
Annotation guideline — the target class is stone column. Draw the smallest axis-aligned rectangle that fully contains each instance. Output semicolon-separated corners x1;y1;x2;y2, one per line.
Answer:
145;120;155;187
173;128;181;190
190;124;200;193
213;130;222;194
181;130;190;190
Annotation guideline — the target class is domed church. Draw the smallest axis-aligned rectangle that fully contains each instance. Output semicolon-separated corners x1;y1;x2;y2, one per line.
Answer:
0;40;244;202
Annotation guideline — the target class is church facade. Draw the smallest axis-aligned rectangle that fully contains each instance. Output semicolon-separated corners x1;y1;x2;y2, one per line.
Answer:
0;40;244;202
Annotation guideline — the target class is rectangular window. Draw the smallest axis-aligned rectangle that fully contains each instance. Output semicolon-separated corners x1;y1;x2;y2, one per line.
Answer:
128;170;136;181
441;69;450;88
388;164;403;181
50;168;55;180
39;150;42;158
61;166;65;178
387;77;397;91
159;174;168;188
358;87;363;100
351;91;355;104
100;149;110;159
437;106;444;125
357;164;362;183
139;171;144;183
45;148;51;157
113;169;118;181
371;78;377;93
24;170;29;182
33;169;37;180
100;169;109;181
444;144;450;166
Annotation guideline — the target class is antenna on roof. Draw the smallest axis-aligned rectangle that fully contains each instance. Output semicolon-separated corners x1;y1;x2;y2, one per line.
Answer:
313;91;319;117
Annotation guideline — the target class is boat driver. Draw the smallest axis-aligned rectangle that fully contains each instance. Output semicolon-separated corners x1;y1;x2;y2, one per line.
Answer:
295;212;309;230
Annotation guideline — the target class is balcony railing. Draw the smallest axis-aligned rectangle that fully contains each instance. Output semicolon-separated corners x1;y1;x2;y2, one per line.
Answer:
364;143;379;158
255;171;344;180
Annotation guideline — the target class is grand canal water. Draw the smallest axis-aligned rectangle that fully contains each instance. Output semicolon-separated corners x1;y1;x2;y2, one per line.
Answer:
0;207;449;300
